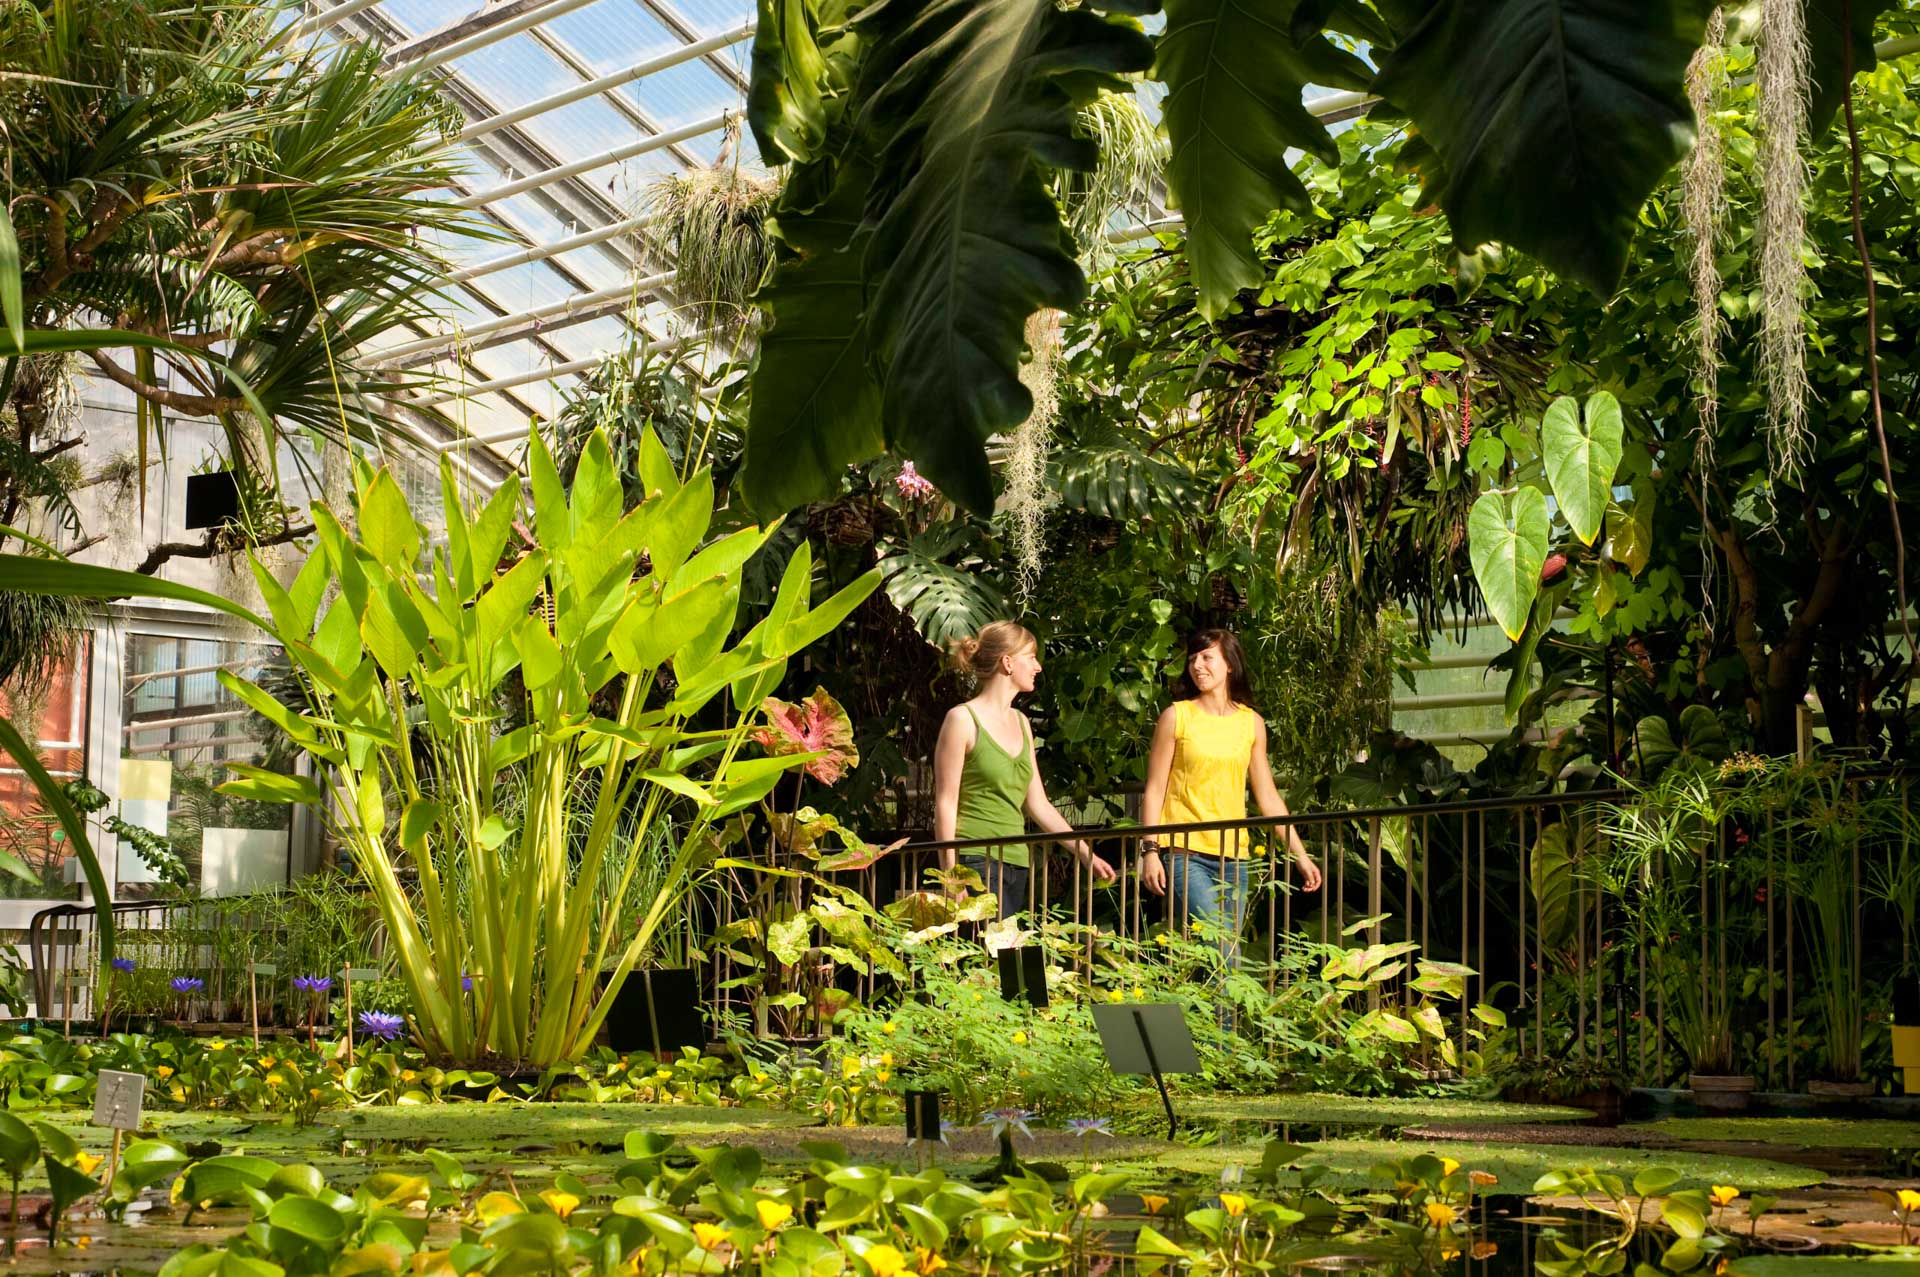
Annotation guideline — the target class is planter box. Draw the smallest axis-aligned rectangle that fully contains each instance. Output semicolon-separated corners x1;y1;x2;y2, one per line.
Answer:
1689;1073;1756;1112
1805;1078;1875;1100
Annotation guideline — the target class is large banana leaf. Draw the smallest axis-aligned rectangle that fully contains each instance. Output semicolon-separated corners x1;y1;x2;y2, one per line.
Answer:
1156;0;1371;318
1374;0;1709;293
858;0;1154;512
739;161;885;515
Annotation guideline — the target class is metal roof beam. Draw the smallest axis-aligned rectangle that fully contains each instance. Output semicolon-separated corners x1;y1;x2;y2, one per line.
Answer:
380;272;675;365
433;210;663;286
625;0;750;95
460;20;753;149
458;110;736;207
383;0;604;75
421;326;717;409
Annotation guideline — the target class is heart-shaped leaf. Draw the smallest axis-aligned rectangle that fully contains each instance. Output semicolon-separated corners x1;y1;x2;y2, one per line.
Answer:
1468;488;1549;641
1543;391;1623;545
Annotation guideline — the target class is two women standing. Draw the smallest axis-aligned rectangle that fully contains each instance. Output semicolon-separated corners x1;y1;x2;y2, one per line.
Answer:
930;621;1320;928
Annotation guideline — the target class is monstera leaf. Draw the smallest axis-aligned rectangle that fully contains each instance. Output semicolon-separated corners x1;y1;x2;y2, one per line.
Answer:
878;539;1008;650
1157;0;1371;319
859;0;1153;512
1374;0;1708;293
1054;436;1199;518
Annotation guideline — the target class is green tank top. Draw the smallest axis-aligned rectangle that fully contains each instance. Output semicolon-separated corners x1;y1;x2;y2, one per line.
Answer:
955;706;1034;868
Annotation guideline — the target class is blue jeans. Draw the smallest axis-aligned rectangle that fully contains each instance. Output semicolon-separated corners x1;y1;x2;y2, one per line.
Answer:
960;855;1030;917
1168;853;1249;968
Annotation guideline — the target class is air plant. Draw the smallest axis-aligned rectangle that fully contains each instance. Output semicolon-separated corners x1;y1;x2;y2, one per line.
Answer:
643;143;778;337
1756;0;1812;482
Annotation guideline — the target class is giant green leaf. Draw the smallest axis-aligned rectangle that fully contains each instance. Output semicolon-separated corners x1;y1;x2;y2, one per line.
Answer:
1467;488;1549;641
1529;821;1594;949
748;0;861;165
1157;0;1371;318
739;160;884;516
0;716;115;1005
1542;391;1623;545
1800;0;1897;134
1374;0;1708;293
859;0;1154;513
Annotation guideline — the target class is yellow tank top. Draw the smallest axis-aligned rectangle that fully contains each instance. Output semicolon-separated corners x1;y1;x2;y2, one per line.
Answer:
1162;700;1259;858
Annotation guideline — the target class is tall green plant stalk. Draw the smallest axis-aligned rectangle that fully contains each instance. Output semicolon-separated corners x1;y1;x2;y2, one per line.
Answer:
0;429;876;1066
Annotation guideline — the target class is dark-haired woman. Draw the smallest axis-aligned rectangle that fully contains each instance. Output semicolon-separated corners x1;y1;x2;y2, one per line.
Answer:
1139;629;1322;960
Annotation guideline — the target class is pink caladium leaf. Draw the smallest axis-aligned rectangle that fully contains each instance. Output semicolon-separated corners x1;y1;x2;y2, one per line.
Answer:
753;687;859;785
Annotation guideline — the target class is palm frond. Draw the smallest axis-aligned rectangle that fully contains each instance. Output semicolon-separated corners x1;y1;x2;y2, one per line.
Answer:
1057;90;1166;256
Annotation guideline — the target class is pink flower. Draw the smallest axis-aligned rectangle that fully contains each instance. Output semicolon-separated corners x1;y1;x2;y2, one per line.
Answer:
754;687;859;785
1541;553;1567;582
895;462;937;503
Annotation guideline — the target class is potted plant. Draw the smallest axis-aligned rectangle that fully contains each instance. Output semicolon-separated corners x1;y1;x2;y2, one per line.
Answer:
1598;767;1755;1110
1867;805;1920;1094
1496;1051;1627;1125
1780;763;1892;1099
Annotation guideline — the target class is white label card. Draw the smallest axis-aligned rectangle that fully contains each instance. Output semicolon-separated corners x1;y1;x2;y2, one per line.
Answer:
93;1069;146;1130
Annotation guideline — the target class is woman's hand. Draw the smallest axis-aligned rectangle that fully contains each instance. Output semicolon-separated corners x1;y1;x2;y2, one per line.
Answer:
1141;849;1167;896
1078;844;1117;883
1293;851;1323;892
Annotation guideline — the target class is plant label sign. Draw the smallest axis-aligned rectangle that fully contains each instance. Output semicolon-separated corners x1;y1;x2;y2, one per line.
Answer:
92;1069;146;1130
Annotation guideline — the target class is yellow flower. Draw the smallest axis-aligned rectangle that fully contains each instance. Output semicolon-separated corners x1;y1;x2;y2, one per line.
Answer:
540;1190;580;1220
266;1073;285;1088
1468;1171;1498;1188
155;1065;174;1079
1107;990;1124;1003
863;1244;907;1277
1219;1193;1246;1217
1131;986;1145;999
208;1041;225;1052
1140;1194;1170;1215
755;1199;793;1230
610;1061;627;1073
169;1085;186;1103
1710;1186;1739;1207
1440;1158;1461;1177
1898;1189;1920;1213
401;1070;417;1082
74;1152;102;1176
880;1053;893;1068
258;1056;276;1068
1011;1032;1028;1046
883;1021;897;1035
875;1071;892;1085
915;1248;946;1275
842;1057;861;1080
693;1223;731;1251
1426;1202;1456;1229
309;1087;324;1099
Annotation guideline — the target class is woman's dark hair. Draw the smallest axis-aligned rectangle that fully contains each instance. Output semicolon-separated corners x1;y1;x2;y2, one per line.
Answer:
1175;628;1257;708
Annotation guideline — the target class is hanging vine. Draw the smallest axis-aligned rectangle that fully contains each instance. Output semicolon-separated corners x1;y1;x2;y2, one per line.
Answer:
1007;310;1063;605
1682;8;1729;469
1756;0;1814;482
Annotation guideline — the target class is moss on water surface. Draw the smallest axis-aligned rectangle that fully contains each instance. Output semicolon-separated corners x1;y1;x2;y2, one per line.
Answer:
1185;1093;1593;1126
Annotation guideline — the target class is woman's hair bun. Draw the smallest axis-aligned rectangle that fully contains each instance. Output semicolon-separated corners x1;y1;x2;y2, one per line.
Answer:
950;621;1037;679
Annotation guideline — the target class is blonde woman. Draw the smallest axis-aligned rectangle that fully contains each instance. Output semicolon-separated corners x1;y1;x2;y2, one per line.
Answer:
1141;628;1323;961
932;622;1116;915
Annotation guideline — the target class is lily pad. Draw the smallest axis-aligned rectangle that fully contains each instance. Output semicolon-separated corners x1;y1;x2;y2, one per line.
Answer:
1643;1118;1920;1150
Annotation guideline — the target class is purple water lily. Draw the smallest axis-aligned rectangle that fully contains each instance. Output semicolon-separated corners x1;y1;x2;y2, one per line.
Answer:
357;1010;405;1041
1064;1118;1113;1139
170;976;203;994
461;973;474;992
978;1108;1036;1141
110;957;136;973
292;975;333;995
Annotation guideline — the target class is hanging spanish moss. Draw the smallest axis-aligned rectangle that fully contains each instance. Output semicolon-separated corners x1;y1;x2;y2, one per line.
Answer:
643;151;778;336
1056;90;1166;259
1683;8;1729;469
1756;0;1813;481
1006;310;1063;605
